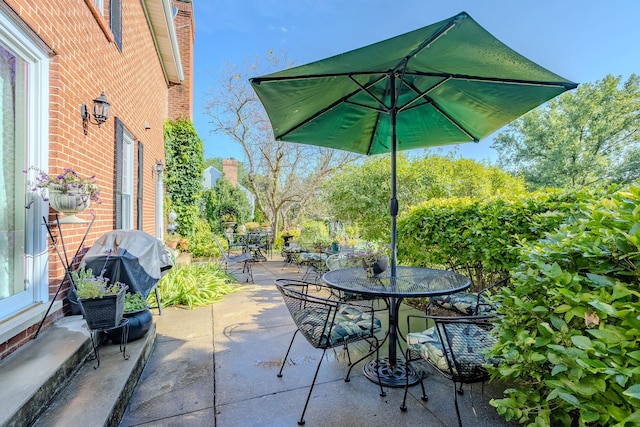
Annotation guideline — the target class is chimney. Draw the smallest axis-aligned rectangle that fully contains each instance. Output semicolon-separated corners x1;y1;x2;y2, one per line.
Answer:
222;159;238;186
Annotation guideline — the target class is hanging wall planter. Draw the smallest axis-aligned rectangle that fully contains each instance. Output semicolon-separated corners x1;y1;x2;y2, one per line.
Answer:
48;184;91;223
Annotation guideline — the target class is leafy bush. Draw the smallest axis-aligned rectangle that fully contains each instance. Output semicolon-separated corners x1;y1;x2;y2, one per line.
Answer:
299;220;329;246
397;188;601;290
157;263;239;309
488;186;640;426
186;218;218;258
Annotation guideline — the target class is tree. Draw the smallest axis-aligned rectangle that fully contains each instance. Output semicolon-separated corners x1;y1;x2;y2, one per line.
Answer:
492;74;640;189
203;51;359;236
204;176;251;233
324;153;526;241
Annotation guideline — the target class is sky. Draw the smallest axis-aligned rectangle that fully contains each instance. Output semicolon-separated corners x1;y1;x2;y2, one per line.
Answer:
191;0;640;163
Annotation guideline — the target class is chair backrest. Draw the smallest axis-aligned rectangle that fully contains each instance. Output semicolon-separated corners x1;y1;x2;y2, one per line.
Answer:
276;279;340;349
432;315;497;383
212;235;230;260
326;253;361;271
275;278;380;350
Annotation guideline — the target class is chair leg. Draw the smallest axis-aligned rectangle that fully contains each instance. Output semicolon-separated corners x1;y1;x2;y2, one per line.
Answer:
400;348;410;411
243;261;254;282
278;329;299;378
453;382;463;427
401;349;425;411
297;348;327;425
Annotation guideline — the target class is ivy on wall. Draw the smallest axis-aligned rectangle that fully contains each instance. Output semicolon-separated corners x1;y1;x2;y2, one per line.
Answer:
164;119;204;235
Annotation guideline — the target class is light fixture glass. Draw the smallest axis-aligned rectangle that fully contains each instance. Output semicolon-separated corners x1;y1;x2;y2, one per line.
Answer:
81;91;110;135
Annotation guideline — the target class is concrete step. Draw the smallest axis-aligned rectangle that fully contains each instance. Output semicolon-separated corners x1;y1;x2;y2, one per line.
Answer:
0;315;155;427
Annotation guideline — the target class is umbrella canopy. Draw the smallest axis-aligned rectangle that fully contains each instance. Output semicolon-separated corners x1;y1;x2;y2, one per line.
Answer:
250;11;577;274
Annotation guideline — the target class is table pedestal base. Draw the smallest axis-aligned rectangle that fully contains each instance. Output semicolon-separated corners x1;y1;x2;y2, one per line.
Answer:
363;357;421;388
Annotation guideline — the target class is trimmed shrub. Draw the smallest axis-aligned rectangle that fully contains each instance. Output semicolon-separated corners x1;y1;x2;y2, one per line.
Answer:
488;186;640;426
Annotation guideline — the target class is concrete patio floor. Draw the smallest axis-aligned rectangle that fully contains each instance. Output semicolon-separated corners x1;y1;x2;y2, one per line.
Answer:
120;255;516;427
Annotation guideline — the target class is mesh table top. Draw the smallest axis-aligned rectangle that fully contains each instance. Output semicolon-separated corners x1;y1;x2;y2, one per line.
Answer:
322;266;471;298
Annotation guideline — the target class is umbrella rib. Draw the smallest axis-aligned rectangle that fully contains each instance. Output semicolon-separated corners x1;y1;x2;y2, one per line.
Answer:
403;71;578;89
430;102;479;142
274;74;388;140
347;74;390;112
398;77;450;113
393;13;464;75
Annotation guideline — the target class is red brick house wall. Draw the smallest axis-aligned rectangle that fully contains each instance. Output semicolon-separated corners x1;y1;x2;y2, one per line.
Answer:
168;0;194;120
0;0;191;360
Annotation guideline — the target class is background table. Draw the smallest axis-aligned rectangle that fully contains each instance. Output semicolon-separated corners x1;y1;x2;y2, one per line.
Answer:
322;266;471;387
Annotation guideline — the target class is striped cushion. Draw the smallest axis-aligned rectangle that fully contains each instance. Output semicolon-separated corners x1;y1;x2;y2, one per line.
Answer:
294;305;381;347
407;323;497;375
430;293;494;315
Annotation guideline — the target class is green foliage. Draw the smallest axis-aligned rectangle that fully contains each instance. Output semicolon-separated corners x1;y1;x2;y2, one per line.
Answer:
164;118;204;218
324;153;526;241
157;263;239;309
173;204;199;237
397;188;599;289
493;74;640;190
488;186;640;426
124;292;149;313
205;176;251;233
185;218;218;258
299;220;330;245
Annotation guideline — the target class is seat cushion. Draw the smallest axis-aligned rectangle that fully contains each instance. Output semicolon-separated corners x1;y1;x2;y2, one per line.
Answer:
430;292;493;315
407;323;497;376
293;305;381;347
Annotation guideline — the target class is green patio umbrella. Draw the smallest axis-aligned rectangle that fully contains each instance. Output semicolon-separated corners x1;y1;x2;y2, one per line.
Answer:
250;11;577;276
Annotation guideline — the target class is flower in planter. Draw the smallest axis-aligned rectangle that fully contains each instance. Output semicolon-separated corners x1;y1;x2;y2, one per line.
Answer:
24;166;101;205
72;267;125;299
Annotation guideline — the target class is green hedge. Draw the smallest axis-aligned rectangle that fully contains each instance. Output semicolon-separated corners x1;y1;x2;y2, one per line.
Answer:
397;189;597;289
488;186;640;426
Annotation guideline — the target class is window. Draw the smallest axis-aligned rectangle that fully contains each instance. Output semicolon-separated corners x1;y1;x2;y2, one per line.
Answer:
93;0;104;15
114;118;133;229
0;7;50;320
110;0;122;50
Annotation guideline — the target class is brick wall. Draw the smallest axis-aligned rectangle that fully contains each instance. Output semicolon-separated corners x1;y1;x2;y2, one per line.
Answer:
168;0;194;120
0;0;189;359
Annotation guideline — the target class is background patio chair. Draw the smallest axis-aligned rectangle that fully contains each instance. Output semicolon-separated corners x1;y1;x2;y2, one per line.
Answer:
213;234;254;282
275;278;385;425
428;276;509;316
325;253;388;311
401;314;499;427
224;230;246;256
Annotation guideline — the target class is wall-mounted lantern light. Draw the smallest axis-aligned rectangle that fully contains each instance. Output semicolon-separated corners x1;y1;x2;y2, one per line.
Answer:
154;160;164;175
81;92;111;135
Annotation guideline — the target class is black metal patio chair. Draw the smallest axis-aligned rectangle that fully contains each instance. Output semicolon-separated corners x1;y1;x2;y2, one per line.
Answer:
224;230;246;256
213;234;254;282
400;314;500;427
275;278;385;425
428;276;509;316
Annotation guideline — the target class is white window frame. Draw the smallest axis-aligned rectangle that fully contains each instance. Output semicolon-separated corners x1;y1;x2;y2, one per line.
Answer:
121;129;134;229
0;8;50;324
93;0;104;15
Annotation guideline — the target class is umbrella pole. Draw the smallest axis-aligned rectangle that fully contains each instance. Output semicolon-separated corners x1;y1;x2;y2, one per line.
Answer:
389;71;399;366
389;71;398;276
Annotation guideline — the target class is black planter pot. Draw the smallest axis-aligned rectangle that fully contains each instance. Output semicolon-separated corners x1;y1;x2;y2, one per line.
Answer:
362;256;389;277
104;308;153;343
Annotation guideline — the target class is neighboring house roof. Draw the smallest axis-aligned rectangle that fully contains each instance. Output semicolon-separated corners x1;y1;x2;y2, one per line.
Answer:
142;0;184;84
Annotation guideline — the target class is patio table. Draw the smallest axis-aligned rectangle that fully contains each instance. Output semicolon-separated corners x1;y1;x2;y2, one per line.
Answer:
322;266;470;387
